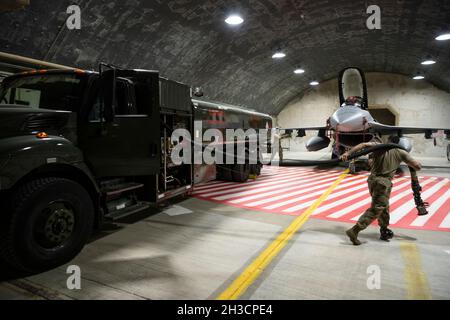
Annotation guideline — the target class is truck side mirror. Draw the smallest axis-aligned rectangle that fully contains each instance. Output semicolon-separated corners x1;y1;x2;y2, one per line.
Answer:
99;70;115;122
193;87;204;97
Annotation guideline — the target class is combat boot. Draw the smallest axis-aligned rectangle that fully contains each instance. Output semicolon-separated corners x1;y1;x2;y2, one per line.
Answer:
346;225;362;246
380;228;394;241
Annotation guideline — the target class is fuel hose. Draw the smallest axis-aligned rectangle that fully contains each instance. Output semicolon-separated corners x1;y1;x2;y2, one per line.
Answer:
280;143;429;216
279;143;406;166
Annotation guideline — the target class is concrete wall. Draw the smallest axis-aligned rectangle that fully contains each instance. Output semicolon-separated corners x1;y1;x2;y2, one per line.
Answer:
277;72;450;158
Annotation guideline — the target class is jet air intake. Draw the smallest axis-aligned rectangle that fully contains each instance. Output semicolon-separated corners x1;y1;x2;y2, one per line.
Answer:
338;133;374;148
306;136;331;151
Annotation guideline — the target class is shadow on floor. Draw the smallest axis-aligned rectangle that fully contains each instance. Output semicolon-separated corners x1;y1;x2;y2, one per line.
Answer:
0;205;165;281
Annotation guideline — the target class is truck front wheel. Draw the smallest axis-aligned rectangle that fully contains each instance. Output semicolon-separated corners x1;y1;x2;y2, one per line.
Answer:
232;163;250;182
0;177;94;273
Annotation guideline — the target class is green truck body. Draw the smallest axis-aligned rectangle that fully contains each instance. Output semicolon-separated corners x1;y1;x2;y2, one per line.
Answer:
0;67;271;273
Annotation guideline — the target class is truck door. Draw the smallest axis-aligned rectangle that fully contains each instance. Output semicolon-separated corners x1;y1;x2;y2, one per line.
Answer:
78;71;160;177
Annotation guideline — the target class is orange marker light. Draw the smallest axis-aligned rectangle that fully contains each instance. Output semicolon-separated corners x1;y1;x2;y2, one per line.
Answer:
36;132;49;139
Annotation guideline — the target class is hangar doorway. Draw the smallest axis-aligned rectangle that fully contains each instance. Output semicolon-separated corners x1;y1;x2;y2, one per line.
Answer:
369;107;397;125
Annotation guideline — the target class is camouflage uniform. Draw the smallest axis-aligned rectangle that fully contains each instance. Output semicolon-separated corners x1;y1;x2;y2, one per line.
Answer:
347;139;414;244
357;174;393;229
356;146;412;230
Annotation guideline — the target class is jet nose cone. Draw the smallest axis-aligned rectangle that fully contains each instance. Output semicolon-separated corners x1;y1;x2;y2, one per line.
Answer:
331;106;366;132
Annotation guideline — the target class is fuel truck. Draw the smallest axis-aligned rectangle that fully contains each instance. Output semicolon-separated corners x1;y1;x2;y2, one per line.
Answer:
0;66;272;272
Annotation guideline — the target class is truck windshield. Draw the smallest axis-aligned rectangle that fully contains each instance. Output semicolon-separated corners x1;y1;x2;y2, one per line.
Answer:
0;73;86;111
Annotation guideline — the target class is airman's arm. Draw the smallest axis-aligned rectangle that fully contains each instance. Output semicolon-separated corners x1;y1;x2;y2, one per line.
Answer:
400;150;422;171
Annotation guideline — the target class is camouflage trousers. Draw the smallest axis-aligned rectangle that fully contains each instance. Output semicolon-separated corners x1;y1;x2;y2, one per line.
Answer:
357;175;393;230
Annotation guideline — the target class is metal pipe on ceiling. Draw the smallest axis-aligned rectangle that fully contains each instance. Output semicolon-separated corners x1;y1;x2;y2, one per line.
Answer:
0;0;30;11
0;52;74;71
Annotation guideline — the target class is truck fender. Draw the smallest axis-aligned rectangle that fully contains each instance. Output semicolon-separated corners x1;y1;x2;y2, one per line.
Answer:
0;135;98;194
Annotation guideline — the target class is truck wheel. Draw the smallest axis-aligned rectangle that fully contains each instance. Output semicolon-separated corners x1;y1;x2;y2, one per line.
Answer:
232;163;250;182
250;164;262;176
217;165;233;181
256;164;262;176
0;178;94;273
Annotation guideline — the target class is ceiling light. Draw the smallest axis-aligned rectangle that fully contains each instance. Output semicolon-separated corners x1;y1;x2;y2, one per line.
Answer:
225;15;244;25
294;68;305;74
435;33;450;41
421;60;436;65
413;75;425;80
272;51;286;59
310;81;319;86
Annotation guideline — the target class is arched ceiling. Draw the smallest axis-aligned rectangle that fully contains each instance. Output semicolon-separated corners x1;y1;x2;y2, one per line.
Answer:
0;0;449;115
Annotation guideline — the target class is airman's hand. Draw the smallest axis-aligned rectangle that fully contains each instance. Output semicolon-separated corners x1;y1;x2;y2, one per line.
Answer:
340;152;350;162
411;160;422;171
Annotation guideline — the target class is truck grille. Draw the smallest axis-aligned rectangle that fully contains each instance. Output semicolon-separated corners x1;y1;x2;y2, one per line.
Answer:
23;116;66;132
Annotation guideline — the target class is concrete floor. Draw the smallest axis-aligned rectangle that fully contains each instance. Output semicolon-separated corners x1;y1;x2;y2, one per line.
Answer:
0;165;449;300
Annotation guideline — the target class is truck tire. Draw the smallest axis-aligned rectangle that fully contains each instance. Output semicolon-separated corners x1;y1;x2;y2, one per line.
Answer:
249;164;262;176
217;165;233;181
232;163;250;182
0;178;94;273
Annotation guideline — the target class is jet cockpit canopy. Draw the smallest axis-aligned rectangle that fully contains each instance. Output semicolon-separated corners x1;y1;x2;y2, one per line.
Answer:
338;67;368;110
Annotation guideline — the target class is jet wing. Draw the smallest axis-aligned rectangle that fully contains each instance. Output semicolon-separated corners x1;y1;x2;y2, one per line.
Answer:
369;122;450;138
282;126;328;137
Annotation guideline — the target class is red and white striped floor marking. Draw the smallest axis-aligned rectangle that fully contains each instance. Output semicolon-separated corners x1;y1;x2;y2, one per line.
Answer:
312;177;408;216
331;177;435;220
389;178;449;224
227;172;344;204
204;170;338;200
192;167;450;232
193;168;326;194
240;174;364;207
259;177;364;210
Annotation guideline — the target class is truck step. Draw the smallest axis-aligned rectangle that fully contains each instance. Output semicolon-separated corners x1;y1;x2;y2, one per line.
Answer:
102;182;144;197
104;202;151;221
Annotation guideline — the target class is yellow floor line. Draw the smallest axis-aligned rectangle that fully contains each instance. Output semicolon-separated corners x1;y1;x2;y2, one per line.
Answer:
217;169;350;300
400;241;432;300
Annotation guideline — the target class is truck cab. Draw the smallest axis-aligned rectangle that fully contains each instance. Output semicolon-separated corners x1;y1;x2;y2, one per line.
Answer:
0;68;193;272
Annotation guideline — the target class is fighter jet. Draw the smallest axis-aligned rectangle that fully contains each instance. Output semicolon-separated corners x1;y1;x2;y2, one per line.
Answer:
289;67;450;160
